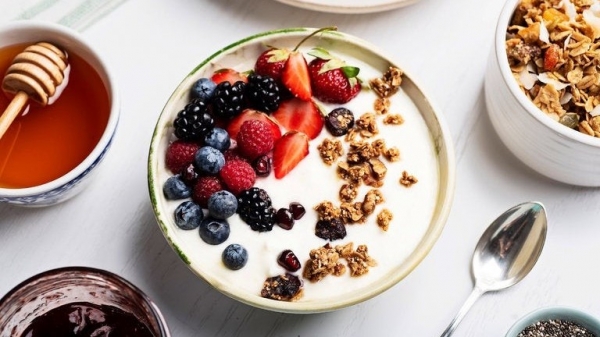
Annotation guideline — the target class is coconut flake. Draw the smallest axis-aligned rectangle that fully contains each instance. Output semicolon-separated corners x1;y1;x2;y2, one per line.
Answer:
591;0;600;15
564;33;572;50
591;104;600;116
538;72;570;90
519;67;538;90
560;0;577;21
583;9;600;39
539;20;550;44
560;92;573;105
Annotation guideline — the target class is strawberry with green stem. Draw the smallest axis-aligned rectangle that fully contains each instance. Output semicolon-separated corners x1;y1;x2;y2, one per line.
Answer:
307;47;361;104
254;27;338;101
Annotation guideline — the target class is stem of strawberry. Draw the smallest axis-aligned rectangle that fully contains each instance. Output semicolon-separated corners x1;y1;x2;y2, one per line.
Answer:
293;26;338;52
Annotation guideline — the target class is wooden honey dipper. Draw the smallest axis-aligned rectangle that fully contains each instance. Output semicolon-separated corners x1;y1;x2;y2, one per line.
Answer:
0;42;68;139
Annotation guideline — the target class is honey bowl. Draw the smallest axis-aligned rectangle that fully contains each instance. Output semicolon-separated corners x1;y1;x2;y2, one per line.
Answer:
0;21;119;206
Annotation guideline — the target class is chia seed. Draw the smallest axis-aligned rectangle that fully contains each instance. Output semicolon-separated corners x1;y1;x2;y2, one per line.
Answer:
517;319;597;337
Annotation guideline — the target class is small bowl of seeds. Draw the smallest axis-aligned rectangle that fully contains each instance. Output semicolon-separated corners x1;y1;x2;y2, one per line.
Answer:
485;0;600;186
506;306;600;337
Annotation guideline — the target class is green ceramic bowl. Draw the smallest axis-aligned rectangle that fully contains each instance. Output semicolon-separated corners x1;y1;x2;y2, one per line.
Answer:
506;307;600;336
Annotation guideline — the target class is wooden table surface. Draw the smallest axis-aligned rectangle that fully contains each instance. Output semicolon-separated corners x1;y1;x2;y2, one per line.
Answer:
2;0;600;336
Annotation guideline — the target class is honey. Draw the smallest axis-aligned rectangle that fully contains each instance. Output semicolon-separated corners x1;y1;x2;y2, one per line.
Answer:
0;44;110;188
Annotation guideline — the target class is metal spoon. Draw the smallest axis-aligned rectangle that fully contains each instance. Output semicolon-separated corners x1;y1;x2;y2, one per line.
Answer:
440;201;548;337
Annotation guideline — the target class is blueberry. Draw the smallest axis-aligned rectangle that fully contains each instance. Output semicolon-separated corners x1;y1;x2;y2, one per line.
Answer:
208;190;238;219
163;175;191;200
204;128;231;152
194;146;225;174
190;78;217;101
199;217;230;245
174;201;203;230
222;243;248;270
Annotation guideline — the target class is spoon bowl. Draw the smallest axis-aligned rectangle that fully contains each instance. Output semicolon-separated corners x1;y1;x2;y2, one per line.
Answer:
441;201;548;336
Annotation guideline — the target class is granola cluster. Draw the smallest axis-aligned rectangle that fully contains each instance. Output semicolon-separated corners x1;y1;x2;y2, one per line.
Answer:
506;0;600;137
303;242;377;282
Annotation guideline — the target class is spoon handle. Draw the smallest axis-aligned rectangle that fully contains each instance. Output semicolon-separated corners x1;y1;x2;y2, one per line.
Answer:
440;285;485;337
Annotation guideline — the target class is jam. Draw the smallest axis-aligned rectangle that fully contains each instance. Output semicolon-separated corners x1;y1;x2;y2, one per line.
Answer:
21;302;155;337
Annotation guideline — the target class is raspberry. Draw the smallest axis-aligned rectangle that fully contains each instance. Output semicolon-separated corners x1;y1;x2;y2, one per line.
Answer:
236;120;274;160
223;149;246;163
192;176;224;208
219;160;256;195
165;140;200;174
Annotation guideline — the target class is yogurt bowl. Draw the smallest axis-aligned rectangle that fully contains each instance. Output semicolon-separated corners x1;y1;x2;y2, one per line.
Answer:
485;0;600;186
0;21;119;206
148;27;455;313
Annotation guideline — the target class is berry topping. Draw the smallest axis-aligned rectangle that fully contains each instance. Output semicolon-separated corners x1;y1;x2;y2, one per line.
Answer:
308;48;361;104
190;77;217;101
325;107;355;137
163;176;191;200
211;68;248;85
261;273;303;301
194;146;225;174
282;51;312;101
275;208;294;230
237;187;276;232
223;149;246;163
277;250;301;272
207;190;238;219
252;155;272;177
219;159;256;196
255;48;289;82
212;81;246;119
204;127;231;152
199;217;230;245
173;99;215;141
236;120;275;160
222;243;249;270
180;163;200;185
165;140;200;174
315;218;346;241
272;98;323;140
226;109;282;141
192;176;224;208
174;201;203;230
289;202;306;220
272;131;309;179
246;73;281;113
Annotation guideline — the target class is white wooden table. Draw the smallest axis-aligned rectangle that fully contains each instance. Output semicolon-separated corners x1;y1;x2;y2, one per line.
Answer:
2;0;600;336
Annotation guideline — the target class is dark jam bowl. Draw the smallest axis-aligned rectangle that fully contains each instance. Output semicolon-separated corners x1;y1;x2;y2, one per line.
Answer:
0;267;170;337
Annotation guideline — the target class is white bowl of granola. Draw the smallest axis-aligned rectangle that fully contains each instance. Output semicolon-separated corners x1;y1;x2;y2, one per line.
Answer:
485;0;600;186
148;28;455;313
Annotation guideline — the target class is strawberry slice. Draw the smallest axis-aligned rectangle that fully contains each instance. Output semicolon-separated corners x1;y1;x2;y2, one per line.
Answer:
211;68;248;85
272;131;309;179
226;109;282;141
281;52;312;101
272;98;323;139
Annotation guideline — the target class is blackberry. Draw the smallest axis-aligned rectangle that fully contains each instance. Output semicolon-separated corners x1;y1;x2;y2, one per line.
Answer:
237;187;276;232
173;99;215;141
212;81;246;119
246;74;281;113
325;107;354;137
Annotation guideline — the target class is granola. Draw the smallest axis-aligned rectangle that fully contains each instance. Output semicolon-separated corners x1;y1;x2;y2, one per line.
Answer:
336;243;377;277
303;244;346;282
506;0;600;137
317;138;344;165
377;209;393;231
399;170;418;187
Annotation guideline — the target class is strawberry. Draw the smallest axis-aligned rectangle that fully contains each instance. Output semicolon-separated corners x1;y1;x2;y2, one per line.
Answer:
282;52;312;101
307;48;361;104
211;68;248;85
272;131;309;179
226;109;282;141
255;48;290;82
271;97;323;139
